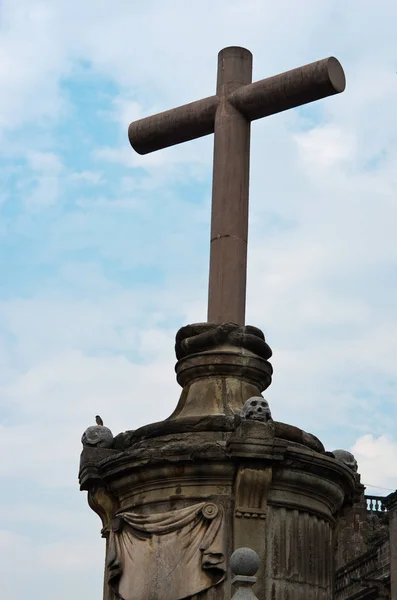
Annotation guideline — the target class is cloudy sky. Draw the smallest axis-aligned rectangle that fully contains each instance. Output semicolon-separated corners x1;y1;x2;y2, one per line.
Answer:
1;0;397;598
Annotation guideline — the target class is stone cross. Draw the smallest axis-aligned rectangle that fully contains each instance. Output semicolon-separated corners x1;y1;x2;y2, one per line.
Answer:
128;47;345;326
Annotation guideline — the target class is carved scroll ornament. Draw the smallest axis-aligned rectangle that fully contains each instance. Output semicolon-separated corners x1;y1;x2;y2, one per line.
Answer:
107;501;226;600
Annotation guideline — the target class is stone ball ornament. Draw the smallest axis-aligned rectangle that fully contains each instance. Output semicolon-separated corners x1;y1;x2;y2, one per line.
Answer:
230;547;260;577
332;449;358;473
81;425;114;448
241;397;272;422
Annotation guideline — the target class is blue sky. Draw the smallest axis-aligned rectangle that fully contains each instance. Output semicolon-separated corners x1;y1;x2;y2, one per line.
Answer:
1;1;397;598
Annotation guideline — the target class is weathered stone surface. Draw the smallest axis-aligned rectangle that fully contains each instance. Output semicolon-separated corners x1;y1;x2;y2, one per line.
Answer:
172;325;273;421
273;421;325;453
112;415;324;455
230;548;260;577
81;425;114;448
79;412;358;600
175;323;272;360
385;491;397;598
332;449;358;473
78;319;356;600
333;489;397;599
334;486;368;571
335;538;390;599
230;548;260;600
79;379;356;600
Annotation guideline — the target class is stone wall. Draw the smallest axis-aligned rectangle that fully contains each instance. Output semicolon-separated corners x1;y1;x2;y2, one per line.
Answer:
384;492;397;599
335;491;368;570
335;539;390;599
335;493;394;600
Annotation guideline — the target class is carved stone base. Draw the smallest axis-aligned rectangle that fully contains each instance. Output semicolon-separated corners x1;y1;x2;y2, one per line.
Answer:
79;324;357;600
80;430;357;600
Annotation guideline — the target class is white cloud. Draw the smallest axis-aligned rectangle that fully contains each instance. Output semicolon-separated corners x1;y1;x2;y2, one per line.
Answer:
70;171;103;184
295;125;357;170
27;152;63;173
21;151;64;206
353;434;397;494
0;528;104;600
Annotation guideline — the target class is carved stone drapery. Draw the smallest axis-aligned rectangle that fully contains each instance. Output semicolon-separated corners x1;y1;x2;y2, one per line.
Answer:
107;502;226;600
87;486;120;541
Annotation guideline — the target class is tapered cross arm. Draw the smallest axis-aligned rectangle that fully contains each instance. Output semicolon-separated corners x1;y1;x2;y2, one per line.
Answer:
128;57;345;155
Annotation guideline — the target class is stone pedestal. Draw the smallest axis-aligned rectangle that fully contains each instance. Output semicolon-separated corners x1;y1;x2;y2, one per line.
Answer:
79;323;358;600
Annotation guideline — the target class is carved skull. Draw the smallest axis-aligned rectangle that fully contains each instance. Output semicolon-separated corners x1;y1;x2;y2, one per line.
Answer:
332;449;358;473
81;425;114;448
241;397;272;422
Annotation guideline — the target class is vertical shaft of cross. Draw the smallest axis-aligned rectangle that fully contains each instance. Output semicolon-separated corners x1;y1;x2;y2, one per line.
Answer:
207;47;252;326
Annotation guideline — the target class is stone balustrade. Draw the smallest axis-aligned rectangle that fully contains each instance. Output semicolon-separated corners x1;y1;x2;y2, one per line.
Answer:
366;494;388;513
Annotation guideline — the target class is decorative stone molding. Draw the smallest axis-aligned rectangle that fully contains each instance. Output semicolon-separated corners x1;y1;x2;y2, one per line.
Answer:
79;446;119;491
175;322;272;360
227;419;286;461
88;486;120;538
264;507;334;599
171;323;273;422
234;467;272;519
112;416;325;455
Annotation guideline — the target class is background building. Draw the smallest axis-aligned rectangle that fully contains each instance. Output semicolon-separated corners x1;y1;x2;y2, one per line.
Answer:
335;488;397;599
